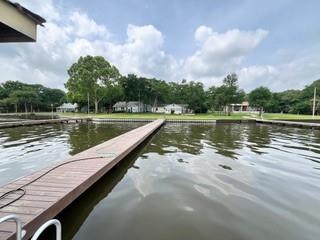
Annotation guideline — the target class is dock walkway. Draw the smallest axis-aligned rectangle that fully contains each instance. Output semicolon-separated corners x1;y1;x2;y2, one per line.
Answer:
0;118;91;129
255;119;320;129
0;119;164;240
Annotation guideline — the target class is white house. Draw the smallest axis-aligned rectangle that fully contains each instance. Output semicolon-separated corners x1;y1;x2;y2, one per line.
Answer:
113;101;127;112
164;104;188;114
151;105;166;113
56;103;78;113
113;101;151;113
127;101;144;113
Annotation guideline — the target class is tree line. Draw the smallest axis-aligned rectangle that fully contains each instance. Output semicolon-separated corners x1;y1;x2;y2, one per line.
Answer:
0;81;65;113
66;55;319;115
65;56;244;114
1;55;318;115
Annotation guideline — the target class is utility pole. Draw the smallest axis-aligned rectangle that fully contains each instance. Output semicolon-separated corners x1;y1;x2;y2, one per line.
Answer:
313;87;317;117
51;104;53;119
138;90;141;112
87;93;90;115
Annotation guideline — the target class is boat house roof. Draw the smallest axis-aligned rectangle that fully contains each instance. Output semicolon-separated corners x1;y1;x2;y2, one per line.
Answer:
0;0;46;42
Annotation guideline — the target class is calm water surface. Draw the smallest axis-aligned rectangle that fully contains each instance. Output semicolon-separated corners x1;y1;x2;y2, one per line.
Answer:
1;123;320;240
0;122;143;186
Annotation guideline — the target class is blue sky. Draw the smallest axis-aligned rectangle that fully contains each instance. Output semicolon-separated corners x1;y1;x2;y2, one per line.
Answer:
1;0;319;91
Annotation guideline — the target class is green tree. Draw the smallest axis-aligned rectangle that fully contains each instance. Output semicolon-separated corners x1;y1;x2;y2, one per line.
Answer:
249;86;272;116
103;81;124;112
0;80;65;112
65;55;121;113
215;74;245;115
9;89;38;112
183;81;207;113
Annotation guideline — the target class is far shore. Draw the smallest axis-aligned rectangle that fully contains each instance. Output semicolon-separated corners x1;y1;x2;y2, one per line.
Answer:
57;112;320;121
1;112;320;121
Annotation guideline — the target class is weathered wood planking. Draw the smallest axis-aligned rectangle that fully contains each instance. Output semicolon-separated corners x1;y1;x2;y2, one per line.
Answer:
0;118;91;129
0;119;164;240
256;119;320;129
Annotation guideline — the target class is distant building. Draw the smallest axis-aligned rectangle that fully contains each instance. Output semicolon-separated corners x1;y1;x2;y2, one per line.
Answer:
151;105;166;113
230;101;258;113
113;101;151;113
127;101;145;113
113;101;127;112
164;104;189;114
56;103;78;113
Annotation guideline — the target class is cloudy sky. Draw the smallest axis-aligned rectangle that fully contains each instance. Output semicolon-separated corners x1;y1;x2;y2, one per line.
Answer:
1;0;319;91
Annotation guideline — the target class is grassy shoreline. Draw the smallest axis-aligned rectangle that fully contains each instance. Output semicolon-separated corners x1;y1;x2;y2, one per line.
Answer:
58;112;320;121
2;112;320;121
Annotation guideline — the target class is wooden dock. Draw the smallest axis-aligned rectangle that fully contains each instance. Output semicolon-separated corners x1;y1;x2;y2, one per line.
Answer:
0;119;164;240
0;118;91;129
255;119;320;129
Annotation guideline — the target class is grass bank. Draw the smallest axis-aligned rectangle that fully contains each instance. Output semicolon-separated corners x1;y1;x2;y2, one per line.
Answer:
59;112;320;121
59;112;251;120
262;113;320;120
4;112;319;121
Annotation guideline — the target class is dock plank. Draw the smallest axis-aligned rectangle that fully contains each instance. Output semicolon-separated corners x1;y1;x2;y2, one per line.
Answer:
0;119;164;240
0;117;91;129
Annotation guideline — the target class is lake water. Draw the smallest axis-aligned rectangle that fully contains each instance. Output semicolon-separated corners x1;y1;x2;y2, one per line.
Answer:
0;123;320;240
0;122;143;186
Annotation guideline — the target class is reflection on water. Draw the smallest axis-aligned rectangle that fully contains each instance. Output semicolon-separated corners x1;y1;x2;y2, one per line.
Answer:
0;122;144;186
63;123;320;240
1;123;320;240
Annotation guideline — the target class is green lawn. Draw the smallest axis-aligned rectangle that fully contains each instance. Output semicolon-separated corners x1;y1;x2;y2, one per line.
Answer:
58;112;320;121
262;113;320;120
59;112;256;120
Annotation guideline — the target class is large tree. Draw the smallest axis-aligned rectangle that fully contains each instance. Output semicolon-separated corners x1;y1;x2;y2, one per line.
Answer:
0;81;65;112
212;73;245;115
65;55;120;113
9;89;38;113
249;86;272;116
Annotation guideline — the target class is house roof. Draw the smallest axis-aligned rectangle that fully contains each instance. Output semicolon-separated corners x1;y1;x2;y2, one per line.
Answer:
0;0;46;42
165;103;188;108
4;0;46;26
231;101;249;106
57;103;78;109
127;101;143;107
113;101;127;108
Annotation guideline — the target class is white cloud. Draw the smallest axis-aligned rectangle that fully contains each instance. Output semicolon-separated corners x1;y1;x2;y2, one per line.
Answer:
1;1;319;92
68;12;109;38
238;65;279;91
17;0;60;21
184;26;268;82
194;26;213;44
103;24;179;80
237;54;320;91
0;1;179;88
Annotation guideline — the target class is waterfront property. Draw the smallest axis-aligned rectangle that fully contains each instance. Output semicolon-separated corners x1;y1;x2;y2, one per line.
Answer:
127;101;151;113
151;105;166;113
113;101;127;112
230;101;259;113
113;101;152;113
164;103;189;114
56;103;79;113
